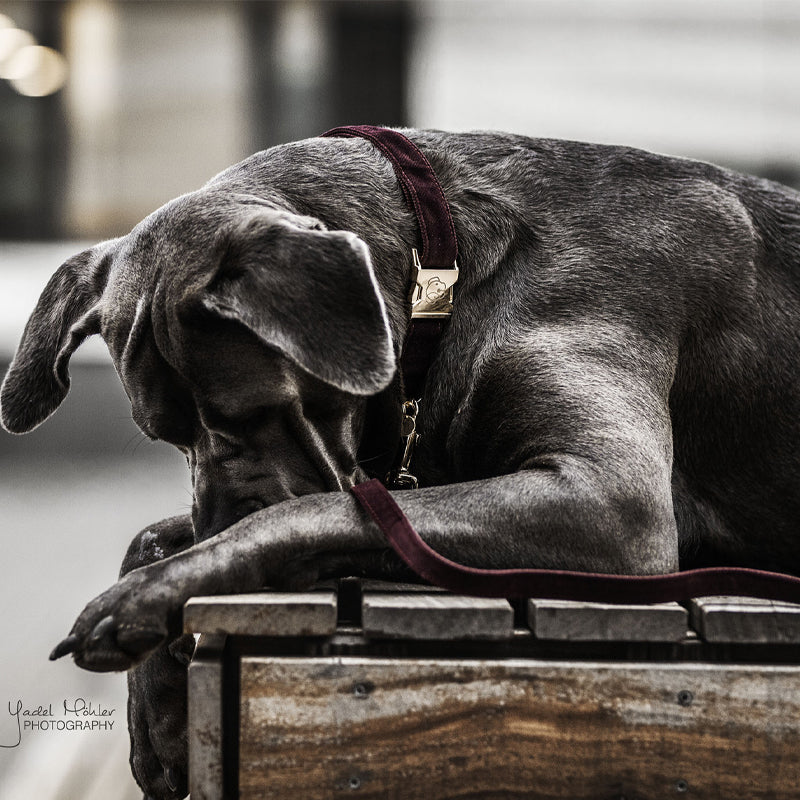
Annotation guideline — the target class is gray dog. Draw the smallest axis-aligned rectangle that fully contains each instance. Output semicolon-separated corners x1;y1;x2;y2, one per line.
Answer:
3;129;800;798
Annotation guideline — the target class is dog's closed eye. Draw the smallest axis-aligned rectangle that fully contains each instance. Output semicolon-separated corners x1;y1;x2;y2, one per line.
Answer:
136;414;196;448
199;403;273;440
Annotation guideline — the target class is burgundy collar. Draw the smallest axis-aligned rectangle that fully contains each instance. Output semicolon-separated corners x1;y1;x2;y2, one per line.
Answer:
322;126;459;399
322;125;458;268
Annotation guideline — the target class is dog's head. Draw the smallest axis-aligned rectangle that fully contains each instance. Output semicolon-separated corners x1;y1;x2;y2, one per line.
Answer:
1;192;396;540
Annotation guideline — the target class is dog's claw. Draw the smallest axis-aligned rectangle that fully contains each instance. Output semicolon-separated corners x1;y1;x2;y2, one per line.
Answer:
165;766;180;792
54;566;180;674
172;649;191;667
89;615;116;643
49;634;79;661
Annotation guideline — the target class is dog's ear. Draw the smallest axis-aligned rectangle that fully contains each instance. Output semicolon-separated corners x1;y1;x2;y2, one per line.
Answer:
0;245;113;433
201;216;396;396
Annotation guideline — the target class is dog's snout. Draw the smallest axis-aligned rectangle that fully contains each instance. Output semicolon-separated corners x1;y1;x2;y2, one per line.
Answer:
233;497;266;520
192;495;266;543
192;478;268;542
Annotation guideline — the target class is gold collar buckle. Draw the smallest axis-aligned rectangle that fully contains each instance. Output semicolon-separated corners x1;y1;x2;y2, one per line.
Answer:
409;248;459;319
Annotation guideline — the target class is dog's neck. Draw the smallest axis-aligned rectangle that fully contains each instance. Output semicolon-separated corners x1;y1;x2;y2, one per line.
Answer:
320;127;461;488
210;137;425;347
207;134;468;485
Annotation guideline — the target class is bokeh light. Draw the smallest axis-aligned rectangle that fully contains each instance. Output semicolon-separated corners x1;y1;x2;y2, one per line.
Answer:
0;26;35;78
7;45;68;96
0;14;68;96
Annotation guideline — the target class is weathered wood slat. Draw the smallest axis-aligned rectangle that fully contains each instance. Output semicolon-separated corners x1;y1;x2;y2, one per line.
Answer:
690;596;800;643
187;634;226;800
184;592;337;637
238;656;800;800
359;579;446;593
528;599;689;641
362;593;513;640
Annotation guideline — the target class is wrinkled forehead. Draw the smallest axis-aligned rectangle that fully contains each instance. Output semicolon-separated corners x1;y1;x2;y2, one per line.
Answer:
110;307;310;442
108;194;219;281
100;190;291;320
92;192;330;425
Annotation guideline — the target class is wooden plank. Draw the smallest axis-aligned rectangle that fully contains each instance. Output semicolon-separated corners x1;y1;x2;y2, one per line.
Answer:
528;599;688;642
690;596;800;643
188;634;226;800
359;579;446;593
184;591;338;637
362;593;513;640
238;656;800;799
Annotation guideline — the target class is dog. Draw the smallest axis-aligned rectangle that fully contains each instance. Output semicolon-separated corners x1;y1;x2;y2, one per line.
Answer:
3;129;800;798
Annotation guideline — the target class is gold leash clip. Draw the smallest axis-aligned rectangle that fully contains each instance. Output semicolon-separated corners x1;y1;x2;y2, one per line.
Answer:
387;399;420;489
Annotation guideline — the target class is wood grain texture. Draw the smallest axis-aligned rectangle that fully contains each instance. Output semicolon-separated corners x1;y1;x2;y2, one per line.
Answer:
187;635;226;800
690;596;800;643
362;593;514;640
528;599;689;642
184;591;338;637
238;656;800;799
359;579;446;593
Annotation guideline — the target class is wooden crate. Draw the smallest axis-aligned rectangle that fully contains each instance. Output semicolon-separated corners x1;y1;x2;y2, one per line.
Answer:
185;582;800;800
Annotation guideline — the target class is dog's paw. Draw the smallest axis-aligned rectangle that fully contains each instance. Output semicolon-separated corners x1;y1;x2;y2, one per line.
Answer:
127;635;193;799
50;565;180;672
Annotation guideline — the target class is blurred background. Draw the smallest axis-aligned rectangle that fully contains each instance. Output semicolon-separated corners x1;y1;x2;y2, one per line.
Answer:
1;1;799;797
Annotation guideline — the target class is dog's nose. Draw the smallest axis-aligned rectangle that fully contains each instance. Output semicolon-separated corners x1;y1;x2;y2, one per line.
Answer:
191;502;220;543
192;493;265;543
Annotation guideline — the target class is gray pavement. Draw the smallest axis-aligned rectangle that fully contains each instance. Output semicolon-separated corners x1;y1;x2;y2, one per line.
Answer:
0;361;190;798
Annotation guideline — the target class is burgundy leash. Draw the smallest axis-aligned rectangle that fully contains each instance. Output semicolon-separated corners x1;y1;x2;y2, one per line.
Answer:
325;125;800;604
352;478;800;603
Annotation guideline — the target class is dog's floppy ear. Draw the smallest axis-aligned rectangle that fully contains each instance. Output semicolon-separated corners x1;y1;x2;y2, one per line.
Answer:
1;245;113;433
201;215;396;395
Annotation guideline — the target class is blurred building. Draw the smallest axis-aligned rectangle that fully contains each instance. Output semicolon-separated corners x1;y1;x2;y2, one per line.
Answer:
0;0;412;240
0;0;798;244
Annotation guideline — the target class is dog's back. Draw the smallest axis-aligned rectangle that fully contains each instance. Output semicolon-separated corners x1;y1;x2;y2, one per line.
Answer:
336;132;800;573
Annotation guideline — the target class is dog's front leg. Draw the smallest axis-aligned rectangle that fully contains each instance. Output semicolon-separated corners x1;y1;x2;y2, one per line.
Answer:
50;496;387;672
120;515;194;800
54;452;675;674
